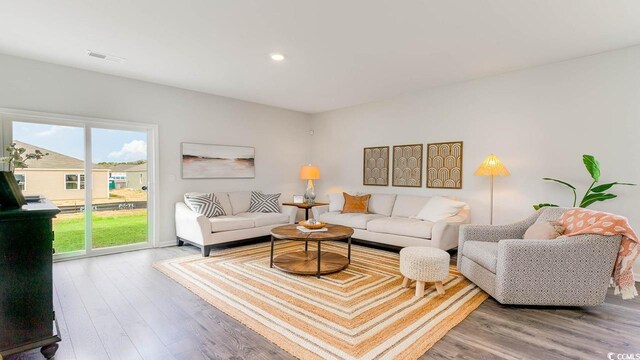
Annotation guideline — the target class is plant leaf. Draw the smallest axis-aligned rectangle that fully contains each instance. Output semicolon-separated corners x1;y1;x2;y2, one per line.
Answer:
533;203;559;211
542;177;576;190
579;193;616;208
590;182;636;193
582;154;600;182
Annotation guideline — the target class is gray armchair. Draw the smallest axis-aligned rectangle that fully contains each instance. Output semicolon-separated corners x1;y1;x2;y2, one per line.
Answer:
457;207;621;306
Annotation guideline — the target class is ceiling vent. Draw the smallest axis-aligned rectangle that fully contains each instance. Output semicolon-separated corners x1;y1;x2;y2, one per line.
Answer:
87;50;126;63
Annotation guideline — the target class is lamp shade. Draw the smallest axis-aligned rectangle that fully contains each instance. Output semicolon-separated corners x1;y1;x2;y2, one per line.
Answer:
299;165;320;180
474;154;510;177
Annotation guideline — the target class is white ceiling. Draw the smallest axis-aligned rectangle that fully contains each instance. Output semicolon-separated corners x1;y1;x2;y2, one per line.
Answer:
2;1;640;114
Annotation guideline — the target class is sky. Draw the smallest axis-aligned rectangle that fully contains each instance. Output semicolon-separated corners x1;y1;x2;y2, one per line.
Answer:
12;122;147;163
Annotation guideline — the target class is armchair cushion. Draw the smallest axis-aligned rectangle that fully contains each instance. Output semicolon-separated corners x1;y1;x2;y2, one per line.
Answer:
462;241;499;272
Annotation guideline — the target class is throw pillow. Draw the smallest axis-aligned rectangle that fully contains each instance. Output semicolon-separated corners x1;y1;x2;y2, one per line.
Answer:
184;193;226;217
415;196;466;222
342;193;370;213
523;221;565;240
248;191;281;213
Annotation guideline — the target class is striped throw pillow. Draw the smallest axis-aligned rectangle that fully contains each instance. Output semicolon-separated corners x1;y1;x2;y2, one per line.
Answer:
248;191;281;213
184;193;226;217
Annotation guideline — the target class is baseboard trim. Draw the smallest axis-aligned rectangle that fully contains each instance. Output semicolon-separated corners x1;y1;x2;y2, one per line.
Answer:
157;241;176;248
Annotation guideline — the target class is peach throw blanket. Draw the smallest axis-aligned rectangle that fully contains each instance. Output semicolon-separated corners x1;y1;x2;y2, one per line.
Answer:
559;209;639;299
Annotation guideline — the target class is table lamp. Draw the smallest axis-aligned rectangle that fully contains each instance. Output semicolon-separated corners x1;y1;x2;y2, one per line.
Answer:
299;165;320;204
474;154;510;224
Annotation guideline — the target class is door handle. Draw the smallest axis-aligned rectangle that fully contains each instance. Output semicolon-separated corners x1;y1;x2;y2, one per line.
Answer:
141;186;148;191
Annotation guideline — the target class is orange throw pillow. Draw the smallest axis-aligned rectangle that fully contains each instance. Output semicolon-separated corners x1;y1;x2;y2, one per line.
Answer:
342;193;370;213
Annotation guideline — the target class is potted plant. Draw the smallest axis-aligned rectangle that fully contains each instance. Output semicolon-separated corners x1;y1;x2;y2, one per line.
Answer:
0;143;48;209
534;154;635;210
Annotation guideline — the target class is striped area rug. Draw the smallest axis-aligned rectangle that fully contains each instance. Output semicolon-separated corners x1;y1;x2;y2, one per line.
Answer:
154;241;488;360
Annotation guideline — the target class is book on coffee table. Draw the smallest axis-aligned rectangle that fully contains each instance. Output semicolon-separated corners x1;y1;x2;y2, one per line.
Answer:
296;226;328;233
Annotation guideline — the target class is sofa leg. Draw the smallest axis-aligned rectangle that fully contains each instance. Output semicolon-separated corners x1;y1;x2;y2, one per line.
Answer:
177;237;184;247
202;246;211;257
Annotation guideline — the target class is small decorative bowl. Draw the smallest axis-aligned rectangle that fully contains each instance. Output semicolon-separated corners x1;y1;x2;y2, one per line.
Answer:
298;220;326;229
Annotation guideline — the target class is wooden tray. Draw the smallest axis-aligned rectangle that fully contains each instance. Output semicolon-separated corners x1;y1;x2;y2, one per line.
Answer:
298;220;327;229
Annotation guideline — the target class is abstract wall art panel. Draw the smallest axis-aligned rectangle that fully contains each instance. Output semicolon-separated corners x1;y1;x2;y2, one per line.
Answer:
427;141;463;189
392;144;423;187
363;146;389;186
182;142;255;179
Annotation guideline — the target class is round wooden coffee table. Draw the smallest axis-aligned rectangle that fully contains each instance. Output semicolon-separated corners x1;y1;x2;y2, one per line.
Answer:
270;224;354;278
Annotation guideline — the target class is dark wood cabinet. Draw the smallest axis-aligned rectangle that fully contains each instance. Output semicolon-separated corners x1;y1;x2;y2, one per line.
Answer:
0;200;61;359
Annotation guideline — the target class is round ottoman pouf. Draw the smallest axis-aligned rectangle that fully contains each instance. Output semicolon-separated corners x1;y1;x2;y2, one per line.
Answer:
399;247;450;297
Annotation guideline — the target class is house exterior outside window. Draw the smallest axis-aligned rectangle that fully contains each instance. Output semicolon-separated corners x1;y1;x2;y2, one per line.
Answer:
65;174;85;190
14;174;26;191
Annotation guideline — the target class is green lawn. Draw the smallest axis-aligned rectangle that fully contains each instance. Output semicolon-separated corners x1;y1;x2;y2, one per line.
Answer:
53;211;147;253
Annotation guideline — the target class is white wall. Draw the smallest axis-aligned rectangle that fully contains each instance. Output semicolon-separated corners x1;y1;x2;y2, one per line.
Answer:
1;47;638;275
311;45;640;275
0;54;312;246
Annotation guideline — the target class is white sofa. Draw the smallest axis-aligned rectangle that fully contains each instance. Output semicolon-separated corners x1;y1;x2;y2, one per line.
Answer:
175;191;297;256
311;193;469;250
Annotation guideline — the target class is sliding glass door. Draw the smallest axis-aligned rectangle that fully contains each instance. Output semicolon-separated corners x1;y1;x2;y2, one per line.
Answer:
91;128;148;250
2;111;156;259
11;121;87;255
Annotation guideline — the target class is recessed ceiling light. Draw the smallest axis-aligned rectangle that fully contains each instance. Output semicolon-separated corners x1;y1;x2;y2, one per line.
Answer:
87;50;126;63
270;53;285;62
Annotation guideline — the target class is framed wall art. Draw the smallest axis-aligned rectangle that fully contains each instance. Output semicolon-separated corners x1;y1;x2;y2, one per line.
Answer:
392;144;423;187
181;142;255;179
426;141;463;189
363;146;389;186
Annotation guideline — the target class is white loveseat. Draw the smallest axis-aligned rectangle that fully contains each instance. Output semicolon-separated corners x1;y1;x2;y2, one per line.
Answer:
311;194;469;250
175;191;297;256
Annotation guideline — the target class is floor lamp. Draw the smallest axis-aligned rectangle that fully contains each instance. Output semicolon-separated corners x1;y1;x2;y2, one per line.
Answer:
474;154;510;224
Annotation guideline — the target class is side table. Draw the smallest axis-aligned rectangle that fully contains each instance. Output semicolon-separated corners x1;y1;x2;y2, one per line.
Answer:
281;202;329;220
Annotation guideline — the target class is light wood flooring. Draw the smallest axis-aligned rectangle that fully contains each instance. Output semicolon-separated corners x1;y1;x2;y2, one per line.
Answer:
7;244;640;360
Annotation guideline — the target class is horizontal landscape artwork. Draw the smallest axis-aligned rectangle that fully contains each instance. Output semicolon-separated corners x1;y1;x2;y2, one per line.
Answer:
182;142;255;179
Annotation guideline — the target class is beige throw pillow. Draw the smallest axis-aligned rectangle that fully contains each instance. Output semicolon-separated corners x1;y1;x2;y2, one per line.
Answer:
415;196;466;222
523;221;565;240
